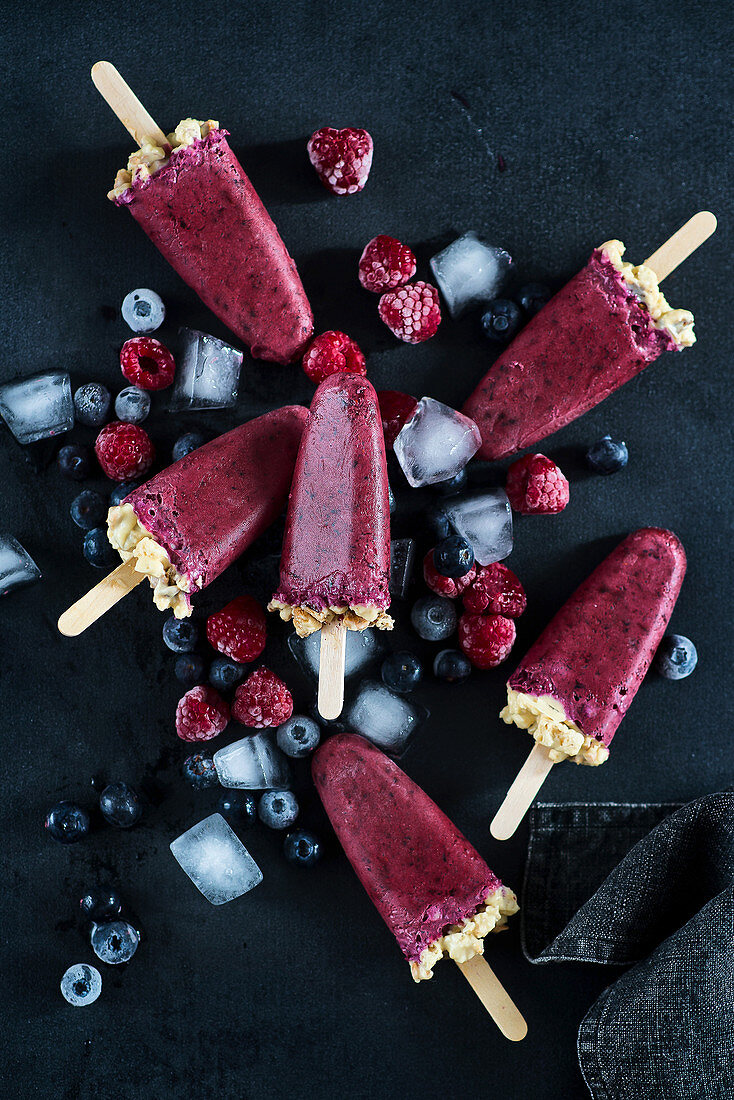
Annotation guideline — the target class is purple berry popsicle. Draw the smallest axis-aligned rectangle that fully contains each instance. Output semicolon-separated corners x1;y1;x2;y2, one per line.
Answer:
312;734;518;981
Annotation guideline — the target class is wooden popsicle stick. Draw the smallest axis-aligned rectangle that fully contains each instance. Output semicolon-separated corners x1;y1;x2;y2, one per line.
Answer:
644;210;717;281
456;955;527;1041
490;742;555;841
58;559;145;637
91;61;169;149
317;619;347;720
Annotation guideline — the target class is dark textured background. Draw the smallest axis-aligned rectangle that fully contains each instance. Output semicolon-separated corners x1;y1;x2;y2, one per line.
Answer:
2;1;731;1097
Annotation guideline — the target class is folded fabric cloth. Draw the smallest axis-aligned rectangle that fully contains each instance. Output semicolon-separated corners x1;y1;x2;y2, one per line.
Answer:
521;791;734;1100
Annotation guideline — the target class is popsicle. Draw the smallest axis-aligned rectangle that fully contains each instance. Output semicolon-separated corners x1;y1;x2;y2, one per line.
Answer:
58;406;307;635
93;62;313;365
463;213;716;460
313;734;525;1038
491;528;686;839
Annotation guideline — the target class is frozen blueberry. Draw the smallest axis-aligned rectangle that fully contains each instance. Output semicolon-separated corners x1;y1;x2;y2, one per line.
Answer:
424;505;452;541
172;431;206;462
517;283;553;316
109;481;141;506
411;596;457;641
479;299;523;343
175;653;206;686
83;528;118;569
259;790;299;830
434;468;468;497
381;651;423;693
654;634;697;680
209;656;246;690
45;802;90;844
433;649;472;683
99;782;142;828
217;792;257;826
114;386;151;424
586;435;629;475
58;443;92;481
162;616;199;653
433;536;474;578
60;963;102;1006
70;490;106;530
182;752;219;789
74;382;111;428
276;715;321;758
284;829;322;867
121;288;165;334
91;920;139;965
79;889;123;925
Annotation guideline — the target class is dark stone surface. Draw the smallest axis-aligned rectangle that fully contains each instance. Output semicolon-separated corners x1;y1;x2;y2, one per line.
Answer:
1;2;731;1097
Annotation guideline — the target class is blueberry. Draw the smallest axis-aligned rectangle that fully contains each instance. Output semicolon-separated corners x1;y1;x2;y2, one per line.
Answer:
172;432;206;462
411;596;457;641
284;829;322;867
433;535;474;578
434;468;468;497
433;649;472;683
479;299;523;343
121;288;165;334
45;802;90;844
60;963;102;1006
517;283;553;316
109;481;141;506
58;443;92;481
79;890;123;925
99;782;142;828
381;651;423;693
424;505;452;541
74;382;111;428
209;656;246;690
91;920;139;964
182;752;219;789
654;634;698;680
70;490;106;530
276;715;321;758
217;792;257;825
83;528;118;569
586;435;629;475
114;386;151;424
258;790;299;830
175;653;206;685
162;616;199;653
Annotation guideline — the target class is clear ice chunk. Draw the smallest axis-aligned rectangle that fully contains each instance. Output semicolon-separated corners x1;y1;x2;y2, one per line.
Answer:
170;812;263;905
0;534;41;596
440;489;513;565
389;538;416;599
214;732;292;789
394;397;481;488
429;233;512;319
288;627;384;684
0;371;74;444
168;328;243;412
346;680;428;755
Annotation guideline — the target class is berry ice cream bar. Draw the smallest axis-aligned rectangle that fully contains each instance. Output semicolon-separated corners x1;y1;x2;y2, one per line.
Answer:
463;241;694;460
110;119;313;364
313;734;518;982
268;374;393;637
107;406;307;617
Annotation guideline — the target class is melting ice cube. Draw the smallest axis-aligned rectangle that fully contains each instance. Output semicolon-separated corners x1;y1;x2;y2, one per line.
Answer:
394;397;481;488
0;372;74;444
430;233;512;318
214;732;291;789
170;812;263;905
441;489;513;565
168;328;243;412
288;628;384;684
346;680;428;755
389;538;416;599
0;534;41;596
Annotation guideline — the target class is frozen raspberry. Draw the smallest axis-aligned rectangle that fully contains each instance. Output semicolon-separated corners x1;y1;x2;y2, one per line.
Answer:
307;127;373;195
120;336;176;390
302;331;366;385
378;282;441;344
176;685;230;742
506;453;570;515
206;596;267;663
358;235;416;293
423;550;476;599
95;421;154;481
232;668;293;729
463;563;527;617
377;390;418;449
459;612;516;669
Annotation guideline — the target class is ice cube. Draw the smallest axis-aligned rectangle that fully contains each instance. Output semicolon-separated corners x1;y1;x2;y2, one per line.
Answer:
288;627;383;684
170;812;263;905
0;371;74;444
60;963;102;1006
441;489;513;565
389;538;416;599
394;397;481;488
168;328;243;412
345;680;428;755
430;233;512;318
214;732;292;789
0;534;41;596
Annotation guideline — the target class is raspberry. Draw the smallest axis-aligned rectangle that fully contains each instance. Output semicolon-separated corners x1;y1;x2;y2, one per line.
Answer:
307;127;373;195
423;550;476;599
120;336;176;390
232;668;294;729
459;612;516;669
463;563;527;617
377;390;418;449
302;331;366;385
206;596;267;663
378;282;441;344
176;685;230;742
358;235;416;293
95;421;154;481
506;453;570;515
